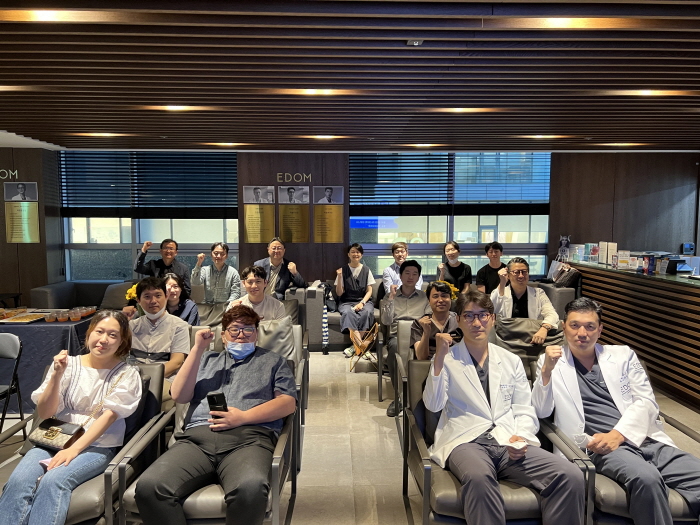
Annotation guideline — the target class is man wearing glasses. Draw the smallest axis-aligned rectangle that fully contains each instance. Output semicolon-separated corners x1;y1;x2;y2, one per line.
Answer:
423;290;585;525
192;242;241;325
382;242;424;295
134;238;191;295
135;305;297;525
491;257;559;345
254;237;306;300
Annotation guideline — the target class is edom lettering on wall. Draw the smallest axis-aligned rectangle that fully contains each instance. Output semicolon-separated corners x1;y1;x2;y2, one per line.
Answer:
276;172;312;183
0;169;18;179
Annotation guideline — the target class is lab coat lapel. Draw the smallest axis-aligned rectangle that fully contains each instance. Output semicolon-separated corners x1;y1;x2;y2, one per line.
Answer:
488;346;503;418
455;342;491;415
596;345;625;411
560;345;585;421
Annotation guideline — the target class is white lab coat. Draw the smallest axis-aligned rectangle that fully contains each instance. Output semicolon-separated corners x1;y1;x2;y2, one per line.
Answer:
531;344;675;456
423;341;540;468
490;286;559;326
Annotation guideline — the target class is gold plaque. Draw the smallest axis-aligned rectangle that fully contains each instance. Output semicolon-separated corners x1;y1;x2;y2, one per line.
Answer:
5;202;40;243
243;204;275;243
314;205;344;243
279;205;310;243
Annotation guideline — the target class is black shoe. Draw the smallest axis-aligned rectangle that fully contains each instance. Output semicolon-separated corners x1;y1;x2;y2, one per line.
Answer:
386;400;403;417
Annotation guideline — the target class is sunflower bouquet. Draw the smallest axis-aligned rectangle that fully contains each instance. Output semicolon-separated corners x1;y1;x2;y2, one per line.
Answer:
434;280;459;300
125;284;137;302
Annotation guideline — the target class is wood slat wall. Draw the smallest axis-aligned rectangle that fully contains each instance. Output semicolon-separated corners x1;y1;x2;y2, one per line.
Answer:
574;263;700;409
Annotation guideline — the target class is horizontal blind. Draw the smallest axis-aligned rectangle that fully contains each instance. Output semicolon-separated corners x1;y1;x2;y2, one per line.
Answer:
454;152;550;203
349;153;452;206
61;151;237;209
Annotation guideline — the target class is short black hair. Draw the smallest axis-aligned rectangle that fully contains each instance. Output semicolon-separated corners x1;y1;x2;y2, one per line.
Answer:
136;277;167;299
507;257;529;271
485;242;504;254
444;241;460;254
160;238;178;250
211;242;229;254
564;297;603;323
455;290;494;315
348;242;364;255
399;259;422;276
163;272;190;302
426;281;452;297
325;186;333;192
268;237;285;247
240;265;267;281
253;186;261;191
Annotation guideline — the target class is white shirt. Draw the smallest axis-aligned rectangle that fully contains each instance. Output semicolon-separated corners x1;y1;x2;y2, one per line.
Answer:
32;356;142;448
334;264;376;286
237;294;287;321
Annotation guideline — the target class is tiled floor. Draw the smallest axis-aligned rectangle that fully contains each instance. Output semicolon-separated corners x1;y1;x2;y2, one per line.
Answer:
278;352;424;525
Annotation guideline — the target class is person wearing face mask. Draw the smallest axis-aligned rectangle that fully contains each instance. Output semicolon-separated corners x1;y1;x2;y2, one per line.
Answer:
127;277;190;409
437;241;472;294
227;266;286;321
134;305;297;525
491;257;559;346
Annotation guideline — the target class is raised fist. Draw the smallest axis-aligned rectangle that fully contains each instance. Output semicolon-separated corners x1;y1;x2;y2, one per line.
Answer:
141;241;153;253
288;261;297;275
197;253;206;265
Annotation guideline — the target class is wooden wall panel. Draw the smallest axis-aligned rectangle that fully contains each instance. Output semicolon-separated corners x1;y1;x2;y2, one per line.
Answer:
550;153;700;259
549;153;615;260
574;264;700;409
237;152;349;282
0;148;20;300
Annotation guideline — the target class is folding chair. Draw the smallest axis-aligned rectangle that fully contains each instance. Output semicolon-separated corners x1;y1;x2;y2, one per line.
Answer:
0;333;25;438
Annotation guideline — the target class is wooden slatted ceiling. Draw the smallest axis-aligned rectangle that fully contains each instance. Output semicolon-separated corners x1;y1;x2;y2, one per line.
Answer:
0;2;700;151
575;264;700;409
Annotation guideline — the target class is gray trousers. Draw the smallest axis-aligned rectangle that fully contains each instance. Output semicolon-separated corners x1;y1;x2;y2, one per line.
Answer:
448;442;585;525
591;439;700;525
387;336;398;389
135;425;277;525
338;300;374;334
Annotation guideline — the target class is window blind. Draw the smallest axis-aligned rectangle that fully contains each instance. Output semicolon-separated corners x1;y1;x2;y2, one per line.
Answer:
60;151;238;210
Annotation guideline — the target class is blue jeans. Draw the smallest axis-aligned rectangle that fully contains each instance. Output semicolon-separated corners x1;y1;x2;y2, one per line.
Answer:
0;445;116;525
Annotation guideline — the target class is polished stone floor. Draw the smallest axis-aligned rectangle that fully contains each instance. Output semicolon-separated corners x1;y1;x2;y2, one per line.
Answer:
277;352;424;525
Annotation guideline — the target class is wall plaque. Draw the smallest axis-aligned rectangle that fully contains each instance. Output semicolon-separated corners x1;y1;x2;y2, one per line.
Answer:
5;202;40;243
314;205;344;243
279;205;309;243
243;204;275;243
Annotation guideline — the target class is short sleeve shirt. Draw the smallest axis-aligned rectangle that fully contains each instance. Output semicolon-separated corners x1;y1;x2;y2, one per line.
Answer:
410;311;460;358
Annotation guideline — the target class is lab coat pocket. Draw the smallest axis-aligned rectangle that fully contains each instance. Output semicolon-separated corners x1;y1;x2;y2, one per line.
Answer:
620;380;633;402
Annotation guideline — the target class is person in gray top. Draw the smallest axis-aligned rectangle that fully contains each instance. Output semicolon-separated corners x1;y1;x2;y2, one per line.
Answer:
134;305;297;525
192;241;241;326
380;260;430;416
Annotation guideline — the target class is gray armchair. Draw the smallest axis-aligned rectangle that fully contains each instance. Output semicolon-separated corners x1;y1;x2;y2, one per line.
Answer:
31;280;122;310
403;359;592;524
530;282;575;320
119;373;297;525
0;362;165;525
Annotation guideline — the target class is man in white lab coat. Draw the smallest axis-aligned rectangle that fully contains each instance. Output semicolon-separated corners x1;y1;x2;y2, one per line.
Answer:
423;290;584;525
532;297;700;525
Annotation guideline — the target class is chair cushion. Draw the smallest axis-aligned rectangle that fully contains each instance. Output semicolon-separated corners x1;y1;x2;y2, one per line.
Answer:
594;473;695;520
100;281;134;310
281;299;299;325
257;316;296;364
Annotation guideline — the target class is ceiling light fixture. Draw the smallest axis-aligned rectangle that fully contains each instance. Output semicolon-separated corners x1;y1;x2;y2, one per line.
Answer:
518;135;573;139
403;143;446;148
427;108;507;113
0;85;30;91
140;105;219;111
597;90;698;96
202;142;251;147
597;142;649;147
298;135;349;140
69;132;133;137
267;89;362;96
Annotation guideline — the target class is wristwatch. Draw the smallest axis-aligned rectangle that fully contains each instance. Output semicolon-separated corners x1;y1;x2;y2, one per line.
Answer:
541;323;553;331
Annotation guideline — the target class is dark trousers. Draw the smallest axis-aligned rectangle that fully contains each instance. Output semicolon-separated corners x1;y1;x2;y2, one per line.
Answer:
448;442;585;525
591;439;700;525
387;336;398;389
135;424;277;525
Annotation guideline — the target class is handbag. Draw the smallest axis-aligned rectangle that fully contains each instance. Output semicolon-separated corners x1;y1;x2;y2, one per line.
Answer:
29;370;127;452
554;264;580;288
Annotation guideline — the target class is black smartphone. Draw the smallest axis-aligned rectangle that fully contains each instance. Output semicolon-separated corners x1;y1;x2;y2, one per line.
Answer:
449;327;464;344
207;392;227;418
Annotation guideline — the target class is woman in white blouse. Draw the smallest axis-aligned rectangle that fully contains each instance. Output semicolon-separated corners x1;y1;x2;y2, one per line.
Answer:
0;310;142;525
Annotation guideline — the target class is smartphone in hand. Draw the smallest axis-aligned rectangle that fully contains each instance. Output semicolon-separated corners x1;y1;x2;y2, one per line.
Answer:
207;392;227;419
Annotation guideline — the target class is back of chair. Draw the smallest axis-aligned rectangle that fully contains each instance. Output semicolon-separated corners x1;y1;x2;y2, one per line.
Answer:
281;299;299;325
396;320;413;367
407;359;441;446
257;316;297;366
0;333;21;360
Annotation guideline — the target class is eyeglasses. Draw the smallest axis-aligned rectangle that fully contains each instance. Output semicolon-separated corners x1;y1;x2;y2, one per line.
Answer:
225;326;256;337
462;312;492;323
212;251;227;257
509;270;528;276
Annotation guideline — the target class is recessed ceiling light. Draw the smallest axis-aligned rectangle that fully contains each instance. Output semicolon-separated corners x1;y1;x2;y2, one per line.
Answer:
597;143;649;147
267;89;362;96
298;135;349;140
140;105;219;111
202;142;251;147
0;9;132;23
69;132;134;137
0;85;31;91
427;108;507;113
597;90;698;96
517;135;574;139
403;143;446;148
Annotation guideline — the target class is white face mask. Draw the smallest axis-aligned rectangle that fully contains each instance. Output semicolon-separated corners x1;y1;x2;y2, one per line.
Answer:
144;304;167;320
226;341;256;360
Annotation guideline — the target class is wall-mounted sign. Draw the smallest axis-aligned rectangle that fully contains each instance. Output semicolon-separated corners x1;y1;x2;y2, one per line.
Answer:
0;169;19;180
5;202;40;243
313;185;344;204
243;204;275;243
4;181;37;202
279;205;309;242
314;205;344;243
243;185;275;204
276;172;312;183
278;186;309;204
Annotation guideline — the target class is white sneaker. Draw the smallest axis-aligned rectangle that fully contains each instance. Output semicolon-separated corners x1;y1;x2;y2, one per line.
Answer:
343;346;355;358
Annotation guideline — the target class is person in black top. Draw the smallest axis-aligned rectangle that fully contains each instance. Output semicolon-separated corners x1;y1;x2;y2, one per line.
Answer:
476;242;506;295
134;238;191;295
436;241;472;293
335;243;376;335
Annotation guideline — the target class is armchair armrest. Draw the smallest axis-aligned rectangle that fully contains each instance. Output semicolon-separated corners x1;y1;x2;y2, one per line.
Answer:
660;411;700;443
271;411;296;525
0;415;33;445
406;410;432;525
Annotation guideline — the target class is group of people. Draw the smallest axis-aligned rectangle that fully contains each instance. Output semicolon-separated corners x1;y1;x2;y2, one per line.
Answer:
4;236;700;525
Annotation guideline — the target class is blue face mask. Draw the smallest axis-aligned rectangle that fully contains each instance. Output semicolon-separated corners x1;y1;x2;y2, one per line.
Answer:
226;341;256;360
